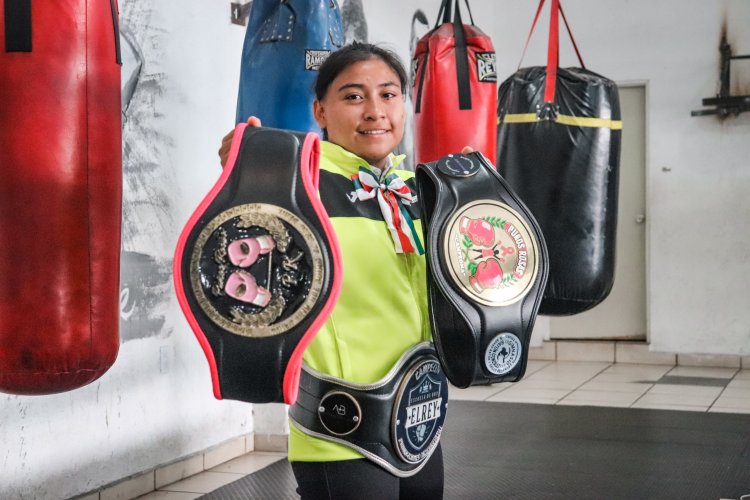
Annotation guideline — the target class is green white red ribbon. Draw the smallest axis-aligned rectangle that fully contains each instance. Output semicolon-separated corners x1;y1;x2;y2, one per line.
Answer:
352;165;424;255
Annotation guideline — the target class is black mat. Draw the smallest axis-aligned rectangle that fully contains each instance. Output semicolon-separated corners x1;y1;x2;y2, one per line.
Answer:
200;402;750;499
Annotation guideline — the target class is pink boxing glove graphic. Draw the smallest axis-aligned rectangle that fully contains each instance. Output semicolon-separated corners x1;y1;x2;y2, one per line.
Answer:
459;217;495;247
224;270;272;307
469;257;504;293
227;235;275;267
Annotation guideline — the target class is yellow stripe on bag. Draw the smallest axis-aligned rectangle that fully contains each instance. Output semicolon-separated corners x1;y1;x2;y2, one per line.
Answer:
500;113;623;130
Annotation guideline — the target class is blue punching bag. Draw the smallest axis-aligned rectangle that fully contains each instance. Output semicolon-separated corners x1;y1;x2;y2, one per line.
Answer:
236;0;345;133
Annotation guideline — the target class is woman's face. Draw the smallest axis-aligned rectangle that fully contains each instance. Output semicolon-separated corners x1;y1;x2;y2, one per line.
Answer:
313;58;406;169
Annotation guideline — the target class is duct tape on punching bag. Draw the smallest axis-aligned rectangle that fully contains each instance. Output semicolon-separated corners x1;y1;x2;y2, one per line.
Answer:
0;0;123;394
236;0;345;133
412;0;497;164
496;0;622;315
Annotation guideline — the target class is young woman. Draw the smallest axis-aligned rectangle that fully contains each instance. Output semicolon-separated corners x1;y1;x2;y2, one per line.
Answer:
219;42;470;500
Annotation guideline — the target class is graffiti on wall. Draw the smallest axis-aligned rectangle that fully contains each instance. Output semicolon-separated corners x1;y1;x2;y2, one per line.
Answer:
118;0;176;341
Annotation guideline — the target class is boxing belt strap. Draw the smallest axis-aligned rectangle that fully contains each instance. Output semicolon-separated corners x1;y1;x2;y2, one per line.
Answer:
289;342;448;478
173;125;342;405
415;153;549;388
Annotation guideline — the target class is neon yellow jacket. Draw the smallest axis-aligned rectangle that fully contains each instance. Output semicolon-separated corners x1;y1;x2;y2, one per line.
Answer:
288;141;431;462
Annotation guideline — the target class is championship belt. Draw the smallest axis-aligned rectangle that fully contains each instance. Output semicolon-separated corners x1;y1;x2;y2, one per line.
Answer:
173;125;342;405
415;153;549;388
289;342;448;478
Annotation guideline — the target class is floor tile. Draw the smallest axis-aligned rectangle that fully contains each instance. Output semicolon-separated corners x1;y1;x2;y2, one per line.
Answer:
711;394;750;410
486;387;569;404
708;406;750;414
559;390;644;406
594;364;672;382
734;370;750;380
510;377;587;391
204;437;247;469
137;492;200;500
578;380;653;394
209;452;286;475
727;378;750;389
524;360;552;376
631;392;715;409
629;400;708;412
162;471;244;494
644;384;723;398
449;383;509;401
666;366;739;379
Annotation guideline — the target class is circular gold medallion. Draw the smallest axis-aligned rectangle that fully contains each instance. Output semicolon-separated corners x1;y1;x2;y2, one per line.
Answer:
190;203;324;338
442;200;539;307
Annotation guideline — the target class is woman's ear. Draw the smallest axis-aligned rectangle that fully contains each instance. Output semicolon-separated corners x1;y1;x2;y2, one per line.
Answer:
313;100;327;129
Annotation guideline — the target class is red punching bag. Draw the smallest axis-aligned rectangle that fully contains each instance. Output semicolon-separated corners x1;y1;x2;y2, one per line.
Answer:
412;0;497;164
0;0;123;394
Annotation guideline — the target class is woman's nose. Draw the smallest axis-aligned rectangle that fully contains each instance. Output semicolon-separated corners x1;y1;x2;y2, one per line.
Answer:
363;98;385;120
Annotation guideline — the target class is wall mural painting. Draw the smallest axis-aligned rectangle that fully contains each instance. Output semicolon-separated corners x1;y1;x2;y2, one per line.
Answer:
119;0;176;342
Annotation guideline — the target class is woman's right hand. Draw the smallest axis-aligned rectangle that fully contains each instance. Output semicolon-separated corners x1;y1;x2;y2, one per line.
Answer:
218;116;262;168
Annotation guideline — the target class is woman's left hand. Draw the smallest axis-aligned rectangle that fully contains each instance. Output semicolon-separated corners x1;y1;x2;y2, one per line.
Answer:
461;146;474;154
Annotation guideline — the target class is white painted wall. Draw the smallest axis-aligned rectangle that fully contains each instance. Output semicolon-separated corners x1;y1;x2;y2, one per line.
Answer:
2;1;749;498
0;2;253;499
365;0;750;355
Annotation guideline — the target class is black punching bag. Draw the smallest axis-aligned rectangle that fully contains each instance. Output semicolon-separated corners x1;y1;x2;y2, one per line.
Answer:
496;0;621;315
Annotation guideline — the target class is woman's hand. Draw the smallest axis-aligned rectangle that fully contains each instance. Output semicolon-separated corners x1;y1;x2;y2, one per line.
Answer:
218;116;262;168
461;146;474;154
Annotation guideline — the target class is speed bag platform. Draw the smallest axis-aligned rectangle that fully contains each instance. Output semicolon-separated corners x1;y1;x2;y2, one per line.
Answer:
0;0;122;395
173;125;342;405
236;0;344;133
416;153;549;388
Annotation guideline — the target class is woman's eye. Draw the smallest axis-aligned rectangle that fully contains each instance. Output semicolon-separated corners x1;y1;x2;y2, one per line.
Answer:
383;92;399;100
345;94;363;101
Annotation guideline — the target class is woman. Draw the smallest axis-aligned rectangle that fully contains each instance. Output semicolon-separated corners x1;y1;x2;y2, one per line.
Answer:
220;42;469;500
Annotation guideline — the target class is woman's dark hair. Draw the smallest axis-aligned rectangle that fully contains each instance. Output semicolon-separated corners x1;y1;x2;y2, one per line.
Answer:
314;42;408;100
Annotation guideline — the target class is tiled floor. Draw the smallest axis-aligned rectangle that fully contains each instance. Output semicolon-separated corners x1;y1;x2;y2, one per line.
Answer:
136;360;750;500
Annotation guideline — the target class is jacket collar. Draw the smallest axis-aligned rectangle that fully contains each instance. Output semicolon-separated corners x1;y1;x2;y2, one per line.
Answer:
321;141;406;177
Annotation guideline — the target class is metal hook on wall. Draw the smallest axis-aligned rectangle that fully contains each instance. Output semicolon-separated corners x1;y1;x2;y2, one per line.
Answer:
691;34;750;118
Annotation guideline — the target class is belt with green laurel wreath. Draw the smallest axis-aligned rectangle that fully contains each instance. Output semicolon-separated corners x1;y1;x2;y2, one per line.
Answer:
415;152;549;388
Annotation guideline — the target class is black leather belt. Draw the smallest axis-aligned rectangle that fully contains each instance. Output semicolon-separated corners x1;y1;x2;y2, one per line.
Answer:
415;152;549;387
289;342;448;477
174;125;341;404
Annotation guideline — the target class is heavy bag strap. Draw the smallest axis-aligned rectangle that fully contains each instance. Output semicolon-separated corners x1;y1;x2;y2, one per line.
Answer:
173;125;342;405
4;0;32;52
416;0;473;112
451;0;472;110
517;0;585;104
415;153;549;388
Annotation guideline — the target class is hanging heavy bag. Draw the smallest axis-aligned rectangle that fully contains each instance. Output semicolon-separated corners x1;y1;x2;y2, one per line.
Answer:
236;0;345;133
496;0;622;315
412;0;497;164
0;0;123;394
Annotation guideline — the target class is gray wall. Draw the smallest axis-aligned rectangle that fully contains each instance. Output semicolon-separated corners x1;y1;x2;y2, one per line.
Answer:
1;1;749;498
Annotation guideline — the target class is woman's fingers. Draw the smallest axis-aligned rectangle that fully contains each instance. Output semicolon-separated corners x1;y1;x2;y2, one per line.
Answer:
461;146;475;154
218;117;262;168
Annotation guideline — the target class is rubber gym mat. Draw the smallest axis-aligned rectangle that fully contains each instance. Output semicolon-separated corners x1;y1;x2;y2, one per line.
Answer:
199;401;750;499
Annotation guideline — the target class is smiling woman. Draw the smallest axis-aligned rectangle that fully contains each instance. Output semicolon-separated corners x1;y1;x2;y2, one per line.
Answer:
218;42;451;500
312;49;407;168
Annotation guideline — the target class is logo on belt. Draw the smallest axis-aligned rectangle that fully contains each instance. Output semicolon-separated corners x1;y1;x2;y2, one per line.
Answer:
392;358;448;464
442;200;540;307
190;203;324;337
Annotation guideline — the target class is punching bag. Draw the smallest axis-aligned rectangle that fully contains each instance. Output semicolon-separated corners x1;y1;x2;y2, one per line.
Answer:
412;0;497;164
0;0;123;394
496;0;622;315
236;0;345;133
